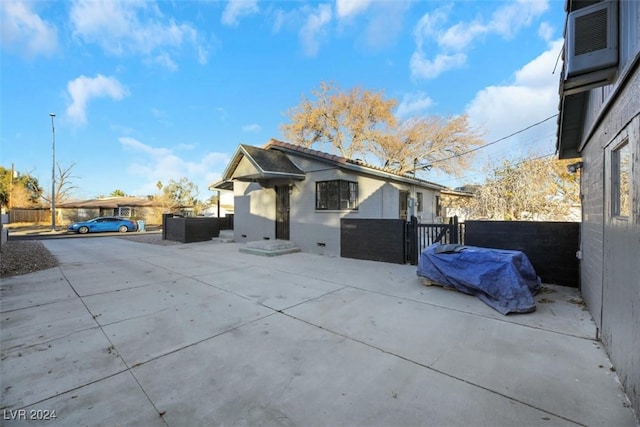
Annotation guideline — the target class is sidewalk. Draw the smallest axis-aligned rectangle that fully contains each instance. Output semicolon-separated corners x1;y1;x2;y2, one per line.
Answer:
1;236;637;426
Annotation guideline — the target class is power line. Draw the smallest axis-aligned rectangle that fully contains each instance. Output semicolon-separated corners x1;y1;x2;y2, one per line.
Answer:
435;152;557;185
419;114;559;168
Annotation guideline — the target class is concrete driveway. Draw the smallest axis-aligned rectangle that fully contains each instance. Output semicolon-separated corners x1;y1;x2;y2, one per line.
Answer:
1;237;637;426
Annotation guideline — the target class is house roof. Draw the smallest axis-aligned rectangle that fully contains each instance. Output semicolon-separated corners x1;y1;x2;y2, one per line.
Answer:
440;189;475;198
210;143;306;190
240;144;306;177
58;196;156;209
210;138;449;192
265;139;447;191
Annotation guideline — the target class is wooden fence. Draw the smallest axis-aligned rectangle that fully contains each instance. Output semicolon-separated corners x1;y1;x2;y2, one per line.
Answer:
8;208;51;223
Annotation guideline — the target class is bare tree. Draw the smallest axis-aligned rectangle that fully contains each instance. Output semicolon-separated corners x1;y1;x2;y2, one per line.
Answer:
281;82;484;175
41;162;79;205
372;115;484;175
282;81;397;159
457;156;581;221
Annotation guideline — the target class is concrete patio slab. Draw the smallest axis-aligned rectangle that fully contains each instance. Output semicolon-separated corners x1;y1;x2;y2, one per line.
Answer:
1;298;95;354
133;312;574;427
0;328;126;410
60;259;186;297
81;277;227;325
0;236;636;426
5;372;166;427
284;287;635;426
101;291;273;366
141;252;245;277
194;265;344;311
269;253;596;339
0;268;73;311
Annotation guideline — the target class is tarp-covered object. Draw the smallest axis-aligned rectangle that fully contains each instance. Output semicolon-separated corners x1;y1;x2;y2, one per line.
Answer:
417;244;541;315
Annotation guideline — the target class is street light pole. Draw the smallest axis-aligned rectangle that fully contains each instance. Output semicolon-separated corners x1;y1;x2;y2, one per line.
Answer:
49;113;56;231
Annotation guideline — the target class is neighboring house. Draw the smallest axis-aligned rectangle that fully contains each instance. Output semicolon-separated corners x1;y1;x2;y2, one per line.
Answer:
201;204;234;218
556;0;639;415
211;139;448;256
57;197;158;224
439;188;475;222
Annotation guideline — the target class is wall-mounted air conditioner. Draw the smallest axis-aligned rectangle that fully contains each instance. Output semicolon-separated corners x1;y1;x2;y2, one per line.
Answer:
565;0;618;79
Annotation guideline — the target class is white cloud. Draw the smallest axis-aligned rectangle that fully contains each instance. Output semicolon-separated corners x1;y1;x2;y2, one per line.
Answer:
489;0;549;39
410;52;466;80
412;6;450;51
465;39;563;160
242;123;262;133
299;4;332;56
360;1;410;51
0;0;58;58
153;52;178;72
438;20;488;52
69;0;205;68
66;74;128;125
411;1;549;80
197;45;209;65
396;92;434;119
538;22;554;42
221;0;259;27
119;137;230;196
335;0;371;19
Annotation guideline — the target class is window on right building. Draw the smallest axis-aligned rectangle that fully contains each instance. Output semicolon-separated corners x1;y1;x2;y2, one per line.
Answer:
612;140;631;218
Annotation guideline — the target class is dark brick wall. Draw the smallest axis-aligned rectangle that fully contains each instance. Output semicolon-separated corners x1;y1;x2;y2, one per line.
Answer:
341;219;405;264
219;214;234;230
163;216;220;243
465;221;580;287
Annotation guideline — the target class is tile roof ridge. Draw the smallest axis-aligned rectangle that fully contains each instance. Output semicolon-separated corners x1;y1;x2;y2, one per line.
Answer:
263;137;446;189
266;138;348;163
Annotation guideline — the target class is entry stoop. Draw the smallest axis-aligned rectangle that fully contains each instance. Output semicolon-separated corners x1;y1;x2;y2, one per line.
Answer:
239;240;301;256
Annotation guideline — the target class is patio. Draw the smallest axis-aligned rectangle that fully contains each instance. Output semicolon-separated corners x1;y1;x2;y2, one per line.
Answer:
1;236;637;426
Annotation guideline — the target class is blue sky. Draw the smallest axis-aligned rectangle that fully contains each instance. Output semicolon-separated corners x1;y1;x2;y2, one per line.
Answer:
1;0;565;201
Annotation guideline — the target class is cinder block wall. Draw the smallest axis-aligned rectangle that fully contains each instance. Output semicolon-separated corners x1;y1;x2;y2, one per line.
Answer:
464;221;580;288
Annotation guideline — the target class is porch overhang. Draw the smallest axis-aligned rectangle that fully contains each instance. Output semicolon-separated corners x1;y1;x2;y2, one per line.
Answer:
209;180;234;191
556;91;587;159
218;144;306;189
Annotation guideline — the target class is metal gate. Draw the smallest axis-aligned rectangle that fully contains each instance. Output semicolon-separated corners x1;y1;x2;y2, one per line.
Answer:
405;216;462;265
275;185;290;240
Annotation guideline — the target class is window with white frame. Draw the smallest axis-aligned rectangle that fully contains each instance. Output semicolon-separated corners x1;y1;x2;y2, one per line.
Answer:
316;180;358;210
118;207;132;217
416;192;423;212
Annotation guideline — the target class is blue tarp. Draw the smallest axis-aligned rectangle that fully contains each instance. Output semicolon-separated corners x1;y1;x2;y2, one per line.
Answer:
417;244;541;315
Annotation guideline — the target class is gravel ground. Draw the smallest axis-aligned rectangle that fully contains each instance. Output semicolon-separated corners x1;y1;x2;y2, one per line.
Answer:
0;233;180;278
0;241;59;278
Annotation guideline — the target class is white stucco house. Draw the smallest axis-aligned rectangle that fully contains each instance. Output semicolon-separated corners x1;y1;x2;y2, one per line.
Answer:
211;139;448;256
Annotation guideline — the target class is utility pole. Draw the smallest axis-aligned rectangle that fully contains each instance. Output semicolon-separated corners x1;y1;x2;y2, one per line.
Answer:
9;163;14;210
49;113;56;231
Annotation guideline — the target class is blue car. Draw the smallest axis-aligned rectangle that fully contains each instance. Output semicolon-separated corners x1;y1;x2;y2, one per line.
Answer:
67;217;137;234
